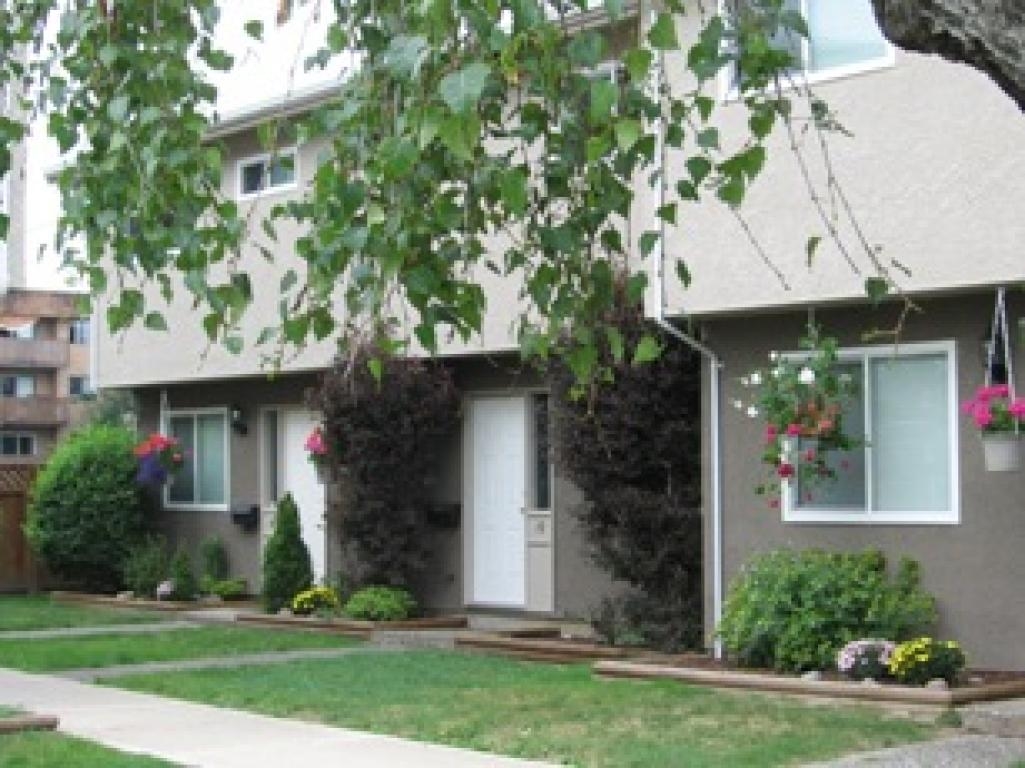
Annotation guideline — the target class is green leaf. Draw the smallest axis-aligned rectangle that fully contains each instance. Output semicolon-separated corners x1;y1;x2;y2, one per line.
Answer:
107;95;129;122
367;357;383;383
865;276;890;305
280;269;298;293
696;127;719;150
500;168;529;215
0;214;7;240
647;12;678;50
632;334;662;366
383;34;428;77
243;19;264;41
686;156;712;185
676;259;692;288
806;235;822;267
606;326;625;363
144;312;168;331
224;335;244;355
614;118;642;151
639;231;660;257
438;62;491;113
589;78;618;124
623;48;653;82
656;203;676;225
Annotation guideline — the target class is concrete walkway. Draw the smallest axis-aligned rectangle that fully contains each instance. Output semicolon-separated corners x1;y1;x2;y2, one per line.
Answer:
60;646;384;682
0;668;551;767
0;621;199;641
806;734;1025;767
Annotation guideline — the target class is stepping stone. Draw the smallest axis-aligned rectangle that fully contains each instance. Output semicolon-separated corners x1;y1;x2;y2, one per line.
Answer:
962;697;1025;738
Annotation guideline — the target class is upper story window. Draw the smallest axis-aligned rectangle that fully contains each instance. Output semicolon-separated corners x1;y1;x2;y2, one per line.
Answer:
237;148;298;199
782;341;958;525
726;0;893;95
69;375;92;397
0;375;34;398
0;323;34;340
165;408;229;509
69;318;90;345
0;433;35;456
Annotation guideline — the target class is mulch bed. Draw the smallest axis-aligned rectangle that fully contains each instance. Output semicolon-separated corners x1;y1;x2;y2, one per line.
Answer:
51;591;258;613
0;715;59;734
237;612;468;638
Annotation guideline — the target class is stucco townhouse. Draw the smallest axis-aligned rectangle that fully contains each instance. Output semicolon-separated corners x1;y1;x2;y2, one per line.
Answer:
96;2;1025;668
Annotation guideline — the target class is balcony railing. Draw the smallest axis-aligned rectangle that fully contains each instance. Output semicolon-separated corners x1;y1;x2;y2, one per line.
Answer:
0;397;70;427
0;339;70;369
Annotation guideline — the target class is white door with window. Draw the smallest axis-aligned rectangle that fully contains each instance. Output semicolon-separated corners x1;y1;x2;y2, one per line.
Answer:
278;410;327;583
466;396;554;610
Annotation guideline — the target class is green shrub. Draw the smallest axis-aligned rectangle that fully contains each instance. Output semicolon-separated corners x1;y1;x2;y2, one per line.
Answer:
343;586;417;621
25;425;150;591
199;535;229;581
717;549;937;672
200;576;248;601
262;493;313;613
123;536;169;598
168;550;197;601
292;586;341;616
889;638;966;686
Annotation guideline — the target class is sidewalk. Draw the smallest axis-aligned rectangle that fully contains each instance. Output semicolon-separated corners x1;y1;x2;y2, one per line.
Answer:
805;734;1025;767
0;668;552;767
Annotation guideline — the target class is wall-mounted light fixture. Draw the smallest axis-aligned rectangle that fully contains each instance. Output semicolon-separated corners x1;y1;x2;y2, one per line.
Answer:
230;405;248;436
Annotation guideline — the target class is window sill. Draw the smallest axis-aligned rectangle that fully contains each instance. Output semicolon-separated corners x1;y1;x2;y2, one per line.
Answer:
164;503;230;513
782;510;960;526
719;52;896;104
236;183;298;203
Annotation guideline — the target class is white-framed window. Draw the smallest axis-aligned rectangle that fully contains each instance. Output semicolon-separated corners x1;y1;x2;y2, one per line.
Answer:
0;375;34;398
782;340;959;525
0;433;35;456
530;393;553;511
69;375;92;397
163;408;230;510
259;407;284;511
69;318;90;345
722;0;894;97
236;147;298;199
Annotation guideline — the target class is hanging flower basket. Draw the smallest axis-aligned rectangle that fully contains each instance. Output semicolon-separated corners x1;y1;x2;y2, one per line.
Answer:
961;385;1025;473
982;433;1021;473
305;426;330;483
134;433;184;487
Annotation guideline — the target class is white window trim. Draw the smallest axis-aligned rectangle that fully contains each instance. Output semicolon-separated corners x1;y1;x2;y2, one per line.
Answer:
161;406;231;512
717;0;896;102
236;146;299;201
781;339;960;526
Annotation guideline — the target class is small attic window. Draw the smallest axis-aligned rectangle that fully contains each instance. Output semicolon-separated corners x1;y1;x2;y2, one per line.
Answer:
237;148;298;199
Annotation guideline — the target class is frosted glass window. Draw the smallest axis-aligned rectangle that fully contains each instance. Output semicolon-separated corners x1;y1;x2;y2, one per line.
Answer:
870;354;950;512
166;411;227;507
197;414;227;504
263;410;280;506
167;416;196;504
807;1;889;74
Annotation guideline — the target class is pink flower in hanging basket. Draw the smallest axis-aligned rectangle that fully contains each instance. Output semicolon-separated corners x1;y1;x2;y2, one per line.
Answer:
304;426;328;458
777;462;795;479
1009;398;1025;420
785;423;802;438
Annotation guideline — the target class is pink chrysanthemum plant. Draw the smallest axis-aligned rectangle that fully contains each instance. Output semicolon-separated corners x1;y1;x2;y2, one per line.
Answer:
961;384;1025;434
735;325;860;508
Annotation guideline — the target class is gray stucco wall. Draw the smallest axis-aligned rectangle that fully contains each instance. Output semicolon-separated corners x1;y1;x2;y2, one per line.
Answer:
701;291;1025;670
135;356;620;618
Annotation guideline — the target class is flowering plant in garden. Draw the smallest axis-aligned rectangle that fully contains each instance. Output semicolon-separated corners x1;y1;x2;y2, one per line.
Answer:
736;326;860;507
961;384;1025;434
836;639;896;681
291;586;341;617
134;433;184;486
888;637;966;686
304;426;329;468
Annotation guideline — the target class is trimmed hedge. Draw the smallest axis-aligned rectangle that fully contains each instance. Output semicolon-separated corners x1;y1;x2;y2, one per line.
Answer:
26;425;150;591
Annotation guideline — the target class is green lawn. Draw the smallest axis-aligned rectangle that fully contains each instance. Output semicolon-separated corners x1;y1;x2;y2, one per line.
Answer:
0;596;167;632
0;708;19;718
113;650;936;767
0;732;175;767
0;626;357;672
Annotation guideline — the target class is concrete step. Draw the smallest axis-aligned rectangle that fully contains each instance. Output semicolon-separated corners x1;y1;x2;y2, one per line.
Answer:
961;697;1025;738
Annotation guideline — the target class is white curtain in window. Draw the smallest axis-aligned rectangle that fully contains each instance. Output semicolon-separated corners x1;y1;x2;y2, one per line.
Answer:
806;0;888;73
870;354;950;512
197;414;226;504
168;416;196;504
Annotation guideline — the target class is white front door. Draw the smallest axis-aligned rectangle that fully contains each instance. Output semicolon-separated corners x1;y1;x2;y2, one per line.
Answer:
282;410;327;583
468;397;527;607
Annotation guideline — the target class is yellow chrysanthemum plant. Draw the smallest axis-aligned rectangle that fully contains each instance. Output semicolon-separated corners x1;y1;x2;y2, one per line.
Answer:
291;586;341;617
888;637;966;686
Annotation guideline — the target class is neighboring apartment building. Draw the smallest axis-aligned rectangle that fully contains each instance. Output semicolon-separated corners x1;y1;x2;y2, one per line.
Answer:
0;79;92;592
95;3;1025;667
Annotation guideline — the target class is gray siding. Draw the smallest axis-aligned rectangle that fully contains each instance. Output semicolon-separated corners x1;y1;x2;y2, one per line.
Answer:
702;292;1025;670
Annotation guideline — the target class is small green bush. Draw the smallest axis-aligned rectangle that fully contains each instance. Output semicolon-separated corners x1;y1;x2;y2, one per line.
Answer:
343;586;417;621
889;638;966;686
123;536;169;598
25;425;150;591
717;549;937;672
199;536;229;581
169;550;197;601
262;493;313;613
200;576;248;601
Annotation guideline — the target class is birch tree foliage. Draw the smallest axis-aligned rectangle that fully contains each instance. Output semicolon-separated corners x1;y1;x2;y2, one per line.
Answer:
0;0;873;386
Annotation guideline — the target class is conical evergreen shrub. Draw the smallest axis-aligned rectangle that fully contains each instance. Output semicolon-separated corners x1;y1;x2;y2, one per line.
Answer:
262;493;313;612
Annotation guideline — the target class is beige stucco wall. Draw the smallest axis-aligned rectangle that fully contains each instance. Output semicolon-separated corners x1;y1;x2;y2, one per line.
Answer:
655;15;1025;318
701;291;1025;670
